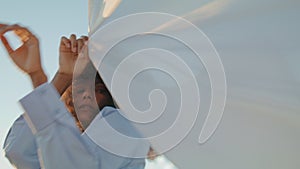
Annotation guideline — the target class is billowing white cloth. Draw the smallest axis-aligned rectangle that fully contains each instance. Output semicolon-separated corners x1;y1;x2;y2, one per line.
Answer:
87;0;300;169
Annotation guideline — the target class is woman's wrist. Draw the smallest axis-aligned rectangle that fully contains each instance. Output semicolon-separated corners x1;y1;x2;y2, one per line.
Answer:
51;71;72;95
29;69;48;88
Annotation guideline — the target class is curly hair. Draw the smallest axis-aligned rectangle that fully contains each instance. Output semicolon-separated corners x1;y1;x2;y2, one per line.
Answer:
61;85;84;132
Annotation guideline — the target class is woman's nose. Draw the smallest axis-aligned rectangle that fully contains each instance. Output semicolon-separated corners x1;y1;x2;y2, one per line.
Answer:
82;89;93;99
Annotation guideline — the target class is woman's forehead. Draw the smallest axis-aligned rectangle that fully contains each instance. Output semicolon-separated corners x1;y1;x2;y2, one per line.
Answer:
73;78;92;85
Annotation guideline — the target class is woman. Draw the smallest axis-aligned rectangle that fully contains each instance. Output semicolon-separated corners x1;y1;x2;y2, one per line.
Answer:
2;23;155;169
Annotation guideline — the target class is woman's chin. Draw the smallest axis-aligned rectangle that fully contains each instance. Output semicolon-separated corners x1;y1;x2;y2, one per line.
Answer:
77;112;98;128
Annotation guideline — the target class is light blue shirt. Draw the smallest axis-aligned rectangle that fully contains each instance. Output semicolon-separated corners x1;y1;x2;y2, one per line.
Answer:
3;83;149;169
3;115;40;169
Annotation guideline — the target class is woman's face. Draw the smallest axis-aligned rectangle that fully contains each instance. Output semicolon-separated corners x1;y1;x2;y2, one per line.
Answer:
72;78;114;129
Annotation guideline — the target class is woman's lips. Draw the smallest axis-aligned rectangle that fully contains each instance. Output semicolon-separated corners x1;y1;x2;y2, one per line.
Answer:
78;105;95;111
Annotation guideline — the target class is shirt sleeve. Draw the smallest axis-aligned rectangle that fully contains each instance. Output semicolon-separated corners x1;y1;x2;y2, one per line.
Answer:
85;106;150;158
3;115;40;169
19;83;98;169
85;106;150;169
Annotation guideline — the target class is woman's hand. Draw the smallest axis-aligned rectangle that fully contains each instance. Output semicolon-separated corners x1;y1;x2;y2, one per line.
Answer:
0;23;47;88
51;34;89;95
58;34;88;76
1;24;43;74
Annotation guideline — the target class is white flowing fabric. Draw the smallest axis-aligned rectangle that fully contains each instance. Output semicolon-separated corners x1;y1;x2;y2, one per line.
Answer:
87;0;300;169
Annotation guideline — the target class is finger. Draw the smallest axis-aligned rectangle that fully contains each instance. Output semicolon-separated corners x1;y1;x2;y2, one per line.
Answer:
0;23;8;29
15;30;31;42
80;35;88;42
69;34;77;53
78;44;90;62
14;27;31;36
0;36;14;54
13;26;35;43
60;36;71;48
77;39;84;53
0;24;35;45
11;24;32;35
79;36;89;46
74;45;92;78
0;24;16;36
80;44;88;56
